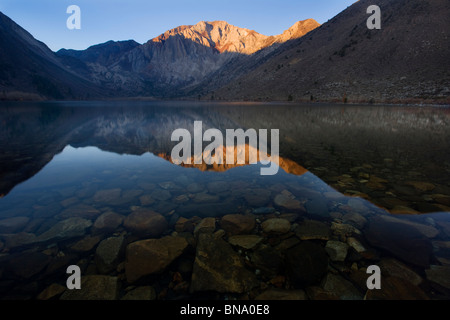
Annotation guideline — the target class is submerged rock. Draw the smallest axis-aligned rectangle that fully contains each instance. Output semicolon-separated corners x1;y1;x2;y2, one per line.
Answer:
432;194;450;206
207;181;229;194
70;235;102;252
173;194;190;204
285;242;328;287
321;273;363;300
325;241;349;262
346;237;366;253
390;206;420;215
425;265;450;290
37;217;92;242
186;182;204;193
331;221;361;238
0;232;37;249
305;199;328;217
175;216;201;233
342;212;367;229
37;283;66;300
150;189;172;201
8;252;51;279
59;204;101;219
274;193;303;210
221;214;255;235
296;220;330;241
405;181;435;192
347;198;368;213
192;193;220;203
261;218;291;235
365;216;433;268
95;236;126;274
139;194;155;206
190;233;258;293
255;288;307;300
378;215;439;238
305;286;339;300
193;217;216;236
125;236;188;283
60;275;119;300
158;181;177;190
0;217;29;233
92;211;124;235
253;207;276;215
365;276;429;300
93;188;122;203
244;194;270;207
228;235;263;250
123;209;167;237
121;286;156;300
379;258;423;286
176;201;240;218
250;245;283;278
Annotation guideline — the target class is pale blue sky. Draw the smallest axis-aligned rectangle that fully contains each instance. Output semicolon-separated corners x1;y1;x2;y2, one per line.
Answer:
0;0;356;51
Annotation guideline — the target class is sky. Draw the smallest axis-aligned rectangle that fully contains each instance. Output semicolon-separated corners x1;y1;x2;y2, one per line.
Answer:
0;0;356;51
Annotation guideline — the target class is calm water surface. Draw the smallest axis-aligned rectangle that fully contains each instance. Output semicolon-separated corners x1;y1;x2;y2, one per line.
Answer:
0;101;449;300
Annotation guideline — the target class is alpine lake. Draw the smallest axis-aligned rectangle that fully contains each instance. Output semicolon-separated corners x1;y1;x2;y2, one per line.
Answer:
0;101;449;300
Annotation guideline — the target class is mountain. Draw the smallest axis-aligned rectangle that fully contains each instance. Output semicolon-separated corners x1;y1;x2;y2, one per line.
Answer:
56;40;143;94
0;12;106;100
58;40;140;65
1;0;448;103
56;20;319;97
213;0;450;103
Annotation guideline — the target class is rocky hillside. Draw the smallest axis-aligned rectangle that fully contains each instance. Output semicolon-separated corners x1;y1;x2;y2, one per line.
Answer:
1;0;448;103
56;19;319;97
212;0;450;103
0;12;106;100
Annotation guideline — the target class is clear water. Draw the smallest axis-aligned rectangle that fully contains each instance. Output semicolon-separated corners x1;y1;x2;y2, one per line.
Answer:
0;101;449;300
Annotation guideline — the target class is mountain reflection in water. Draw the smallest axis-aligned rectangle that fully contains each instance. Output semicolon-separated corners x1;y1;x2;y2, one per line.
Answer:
0;101;449;300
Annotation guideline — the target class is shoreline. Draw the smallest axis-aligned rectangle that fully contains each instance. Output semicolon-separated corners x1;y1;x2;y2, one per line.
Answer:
1;96;449;107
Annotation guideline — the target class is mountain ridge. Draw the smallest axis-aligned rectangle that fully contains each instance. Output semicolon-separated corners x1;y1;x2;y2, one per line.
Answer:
0;11;110;100
53;19;319;97
1;0;449;103
212;0;450;103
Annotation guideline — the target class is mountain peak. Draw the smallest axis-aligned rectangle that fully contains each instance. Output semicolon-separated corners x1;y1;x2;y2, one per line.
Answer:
275;19;321;42
150;19;319;55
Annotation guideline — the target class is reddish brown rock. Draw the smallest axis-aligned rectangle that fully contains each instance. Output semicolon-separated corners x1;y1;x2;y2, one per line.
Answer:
123;209;167;237
365;276;429;300
125;236;188;283
220;214;255;235
93;211;124;234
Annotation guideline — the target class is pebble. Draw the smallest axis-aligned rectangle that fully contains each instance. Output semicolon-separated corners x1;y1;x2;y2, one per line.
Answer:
325;240;349;262
346;237;366;253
